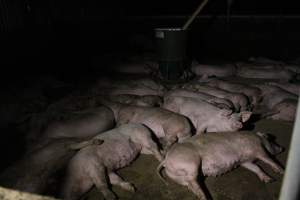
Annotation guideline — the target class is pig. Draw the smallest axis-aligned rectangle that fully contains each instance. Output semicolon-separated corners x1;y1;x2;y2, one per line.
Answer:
101;101;192;149
165;89;234;110
100;86;164;96
91;77;165;96
34;106;114;150
254;84;298;109
236;64;295;81
105;94;163;107
163;96;252;134
205;79;262;105
262;99;298;122
182;83;250;111
0;138;102;194
127;78;165;92
61;123;163;200
268;82;300;95
191;63;236;78
95;77;165;92
284;65;300;74
248;56;285;66
157;131;284;200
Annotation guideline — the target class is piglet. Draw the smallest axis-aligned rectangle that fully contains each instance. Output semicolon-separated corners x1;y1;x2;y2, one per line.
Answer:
157;131;284;200
62;123;163;200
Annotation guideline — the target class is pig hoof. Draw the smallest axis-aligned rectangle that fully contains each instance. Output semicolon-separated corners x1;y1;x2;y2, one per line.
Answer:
121;183;136;193
261;176;274;183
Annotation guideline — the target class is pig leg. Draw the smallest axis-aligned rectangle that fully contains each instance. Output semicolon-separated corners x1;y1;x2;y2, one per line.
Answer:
62;177;93;200
257;154;284;174
187;180;207;200
166;169;207;200
241;162;273;183
108;172;135;192
165;134;178;149
91;166;117;200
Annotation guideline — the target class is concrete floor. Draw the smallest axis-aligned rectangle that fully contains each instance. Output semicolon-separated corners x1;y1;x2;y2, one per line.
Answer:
85;119;293;200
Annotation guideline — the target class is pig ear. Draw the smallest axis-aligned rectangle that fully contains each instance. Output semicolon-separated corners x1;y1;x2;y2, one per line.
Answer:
240;111;252;122
219;109;233;116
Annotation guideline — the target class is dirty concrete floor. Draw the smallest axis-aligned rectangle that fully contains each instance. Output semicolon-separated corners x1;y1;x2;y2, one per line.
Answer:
85;119;293;200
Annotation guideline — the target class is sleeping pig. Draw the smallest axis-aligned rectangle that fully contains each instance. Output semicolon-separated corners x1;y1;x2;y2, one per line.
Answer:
33;106;114;150
191;63;236;78
0;138;102;195
205;79;262;106
157;131;284;200
62;123;163;200
163;96;251;134
254;84;298;109
262;99;298;122
165;89;234;110
105;94;162;107
101;101;192;149
236;64;295;81
182;84;250;111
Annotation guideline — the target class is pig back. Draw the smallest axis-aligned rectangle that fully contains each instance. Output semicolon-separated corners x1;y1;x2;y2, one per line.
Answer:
118;106;175;138
94;137;141;170
188;133;261;176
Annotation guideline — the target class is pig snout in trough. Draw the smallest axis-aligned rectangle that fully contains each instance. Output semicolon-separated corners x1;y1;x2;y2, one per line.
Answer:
62;123;163;200
157;131;284;200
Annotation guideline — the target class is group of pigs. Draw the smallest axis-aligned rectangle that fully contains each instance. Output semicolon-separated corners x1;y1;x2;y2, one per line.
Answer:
1;58;296;200
0;64;290;199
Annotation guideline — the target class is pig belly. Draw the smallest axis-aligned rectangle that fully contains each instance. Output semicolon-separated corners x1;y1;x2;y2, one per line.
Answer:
201;150;242;177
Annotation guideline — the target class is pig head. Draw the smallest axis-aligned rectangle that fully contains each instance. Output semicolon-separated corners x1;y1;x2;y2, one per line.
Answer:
203;109;252;133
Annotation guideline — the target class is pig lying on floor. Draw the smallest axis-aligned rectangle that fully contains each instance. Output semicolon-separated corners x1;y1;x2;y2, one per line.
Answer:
104;94;163;107
182;83;250;111
163;96;252;134
62;123;163;200
268;82;300;95
236;64;295;81
204;79;262;106
30;106;114;151
262;99;298;122
0;138;102;195
191;63;236;78
101;101;192;149
165;89;234;110
157;131;284;200
254;84;298;109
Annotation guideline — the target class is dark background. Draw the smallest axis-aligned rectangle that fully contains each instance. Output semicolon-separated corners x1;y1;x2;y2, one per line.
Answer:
1;0;300;79
0;0;299;182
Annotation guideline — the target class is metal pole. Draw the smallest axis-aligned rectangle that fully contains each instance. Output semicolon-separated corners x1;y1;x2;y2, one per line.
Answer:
279;102;300;200
182;0;209;30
